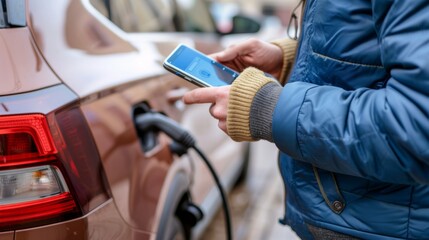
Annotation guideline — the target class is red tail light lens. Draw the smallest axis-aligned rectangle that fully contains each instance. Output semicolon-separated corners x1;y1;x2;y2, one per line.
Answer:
0;114;79;231
0;114;57;167
51;108;109;213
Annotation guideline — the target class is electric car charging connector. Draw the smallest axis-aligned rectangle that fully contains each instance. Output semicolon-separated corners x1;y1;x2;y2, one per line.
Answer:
135;112;233;240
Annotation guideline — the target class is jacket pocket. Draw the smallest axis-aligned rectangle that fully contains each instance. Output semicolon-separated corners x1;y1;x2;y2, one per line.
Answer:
312;166;346;214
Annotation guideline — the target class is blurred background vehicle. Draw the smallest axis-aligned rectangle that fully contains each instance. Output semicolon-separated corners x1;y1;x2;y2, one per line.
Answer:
89;0;294;55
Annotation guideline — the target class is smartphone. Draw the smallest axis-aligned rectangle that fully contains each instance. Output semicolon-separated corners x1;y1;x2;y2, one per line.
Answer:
163;44;239;87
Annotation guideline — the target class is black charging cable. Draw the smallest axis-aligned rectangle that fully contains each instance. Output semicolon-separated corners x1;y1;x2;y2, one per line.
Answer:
135;112;233;240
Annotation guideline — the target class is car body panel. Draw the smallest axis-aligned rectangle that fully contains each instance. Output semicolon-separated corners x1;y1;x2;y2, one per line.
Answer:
27;0;166;99
14;200;153;240
0;232;13;240
80;76;178;232
0;28;60;96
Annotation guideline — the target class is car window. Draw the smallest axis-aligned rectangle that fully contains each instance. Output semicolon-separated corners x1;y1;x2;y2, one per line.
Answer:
90;0;216;33
174;0;216;32
0;0;26;28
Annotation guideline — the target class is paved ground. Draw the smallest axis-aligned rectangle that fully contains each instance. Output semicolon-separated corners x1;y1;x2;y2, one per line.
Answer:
201;141;300;240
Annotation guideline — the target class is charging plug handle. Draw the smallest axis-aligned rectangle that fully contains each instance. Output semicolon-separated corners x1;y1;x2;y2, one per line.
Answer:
135;112;195;148
135;111;233;240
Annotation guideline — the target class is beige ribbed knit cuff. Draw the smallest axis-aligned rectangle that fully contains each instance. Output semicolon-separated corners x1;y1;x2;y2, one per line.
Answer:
227;67;275;142
271;38;298;85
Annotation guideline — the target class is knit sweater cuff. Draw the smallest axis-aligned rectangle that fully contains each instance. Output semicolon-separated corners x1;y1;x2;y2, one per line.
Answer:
227;67;276;142
271;38;298;85
249;82;282;142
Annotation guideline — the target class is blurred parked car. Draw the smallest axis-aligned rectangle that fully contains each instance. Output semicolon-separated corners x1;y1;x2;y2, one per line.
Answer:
89;0;286;56
0;0;251;239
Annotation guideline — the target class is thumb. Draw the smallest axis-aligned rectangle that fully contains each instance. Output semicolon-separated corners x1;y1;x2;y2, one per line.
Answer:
210;47;239;62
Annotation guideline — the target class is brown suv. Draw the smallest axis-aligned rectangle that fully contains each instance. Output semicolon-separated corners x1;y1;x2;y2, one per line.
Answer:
0;0;252;239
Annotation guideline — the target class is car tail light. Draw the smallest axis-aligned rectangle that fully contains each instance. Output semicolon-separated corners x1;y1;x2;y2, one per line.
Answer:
0;110;108;231
0;114;79;230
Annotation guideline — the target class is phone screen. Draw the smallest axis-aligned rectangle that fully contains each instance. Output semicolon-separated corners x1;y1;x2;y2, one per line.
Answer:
164;45;239;87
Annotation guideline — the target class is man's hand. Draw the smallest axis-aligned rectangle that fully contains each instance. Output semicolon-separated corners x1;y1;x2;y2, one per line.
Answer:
183;86;231;133
211;38;283;79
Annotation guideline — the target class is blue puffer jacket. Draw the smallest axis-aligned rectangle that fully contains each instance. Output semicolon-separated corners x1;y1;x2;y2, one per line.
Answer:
274;0;429;239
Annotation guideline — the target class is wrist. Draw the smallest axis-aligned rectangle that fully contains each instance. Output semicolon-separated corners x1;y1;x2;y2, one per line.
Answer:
227;67;278;142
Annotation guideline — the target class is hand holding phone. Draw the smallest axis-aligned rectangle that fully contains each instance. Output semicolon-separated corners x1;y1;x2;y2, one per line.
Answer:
163;44;239;87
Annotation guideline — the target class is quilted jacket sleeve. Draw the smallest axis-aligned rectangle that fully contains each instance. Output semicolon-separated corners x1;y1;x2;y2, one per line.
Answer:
274;1;429;184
